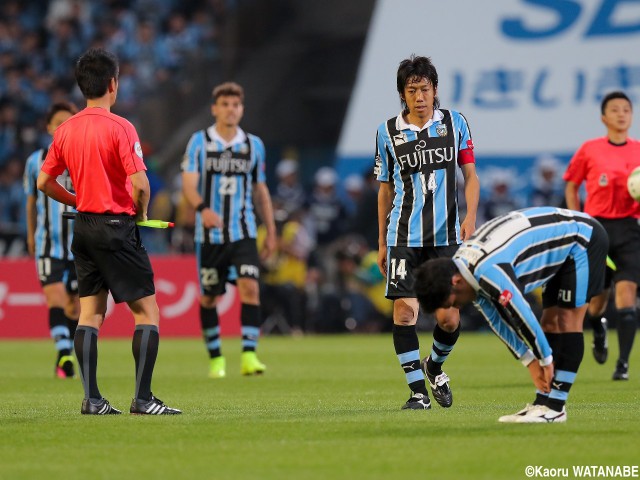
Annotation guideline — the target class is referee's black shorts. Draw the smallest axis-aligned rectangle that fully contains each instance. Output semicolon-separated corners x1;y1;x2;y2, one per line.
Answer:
71;213;155;304
596;217;640;286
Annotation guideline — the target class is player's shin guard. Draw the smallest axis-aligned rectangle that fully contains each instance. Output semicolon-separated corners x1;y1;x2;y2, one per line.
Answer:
241;304;261;352
74;326;101;399
616;308;637;364
393;324;427;395
50;307;72;357
200;306;221;358
132;325;159;401
425;324;460;376
547;332;584;412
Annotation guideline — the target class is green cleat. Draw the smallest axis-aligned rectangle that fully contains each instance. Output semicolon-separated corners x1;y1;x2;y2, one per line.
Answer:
208;356;226;378
241;351;266;376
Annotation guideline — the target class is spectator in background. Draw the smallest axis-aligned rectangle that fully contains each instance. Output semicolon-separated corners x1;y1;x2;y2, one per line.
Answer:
530;155;565;208
564;91;640;381
343;173;364;216
23;101;79;378
273;158;307;217
0;156;26;240
349;170;381;251
306;166;348;247
481;170;520;221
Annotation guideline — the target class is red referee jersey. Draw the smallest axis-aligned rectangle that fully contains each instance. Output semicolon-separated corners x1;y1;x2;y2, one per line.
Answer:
41;107;146;215
564;137;640;219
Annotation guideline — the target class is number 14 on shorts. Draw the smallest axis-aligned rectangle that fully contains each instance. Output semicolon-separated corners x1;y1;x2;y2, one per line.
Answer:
390;258;407;280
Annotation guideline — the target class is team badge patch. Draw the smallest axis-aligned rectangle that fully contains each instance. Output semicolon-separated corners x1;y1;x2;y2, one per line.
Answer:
134;142;143;158
598;174;608;186
498;290;512;307
436;124;448;137
240;143;249;154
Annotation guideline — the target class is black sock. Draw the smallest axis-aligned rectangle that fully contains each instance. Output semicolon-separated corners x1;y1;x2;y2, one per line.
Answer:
49;307;72;358
241;304;261;352
426;324;460;376
534;332;563;406
585;312;605;335
200;305;221;358
393;324;427;395
616;308;637;364
66;315;78;343
74;326;101;399
132;325;159;401
547;332;584;412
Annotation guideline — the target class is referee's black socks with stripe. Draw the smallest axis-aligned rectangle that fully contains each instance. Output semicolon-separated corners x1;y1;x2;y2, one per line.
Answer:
393;324;428;396
616;308;637;365
132;324;159;402
74;326;101;400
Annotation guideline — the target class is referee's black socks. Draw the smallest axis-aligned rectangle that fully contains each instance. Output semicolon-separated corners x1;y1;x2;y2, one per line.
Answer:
132;324;159;401
75;326;101;399
616;308;637;365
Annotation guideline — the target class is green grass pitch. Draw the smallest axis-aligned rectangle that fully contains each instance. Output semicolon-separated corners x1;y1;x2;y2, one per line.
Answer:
1;332;638;480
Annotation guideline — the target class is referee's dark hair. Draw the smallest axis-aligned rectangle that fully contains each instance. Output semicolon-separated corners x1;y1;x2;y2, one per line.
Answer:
600;91;632;115
45;101;78;125
414;258;458;313
397;55;440;114
75;48;119;99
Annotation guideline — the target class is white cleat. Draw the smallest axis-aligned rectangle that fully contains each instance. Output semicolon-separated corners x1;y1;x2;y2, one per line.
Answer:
516;405;567;423
498;403;537;423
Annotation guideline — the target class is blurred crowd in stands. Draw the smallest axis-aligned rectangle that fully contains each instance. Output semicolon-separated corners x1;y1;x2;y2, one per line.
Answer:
0;1;570;334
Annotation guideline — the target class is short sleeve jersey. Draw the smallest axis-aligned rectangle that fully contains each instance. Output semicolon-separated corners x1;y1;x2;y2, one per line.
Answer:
41;107;147;215
375;109;475;247
563;137;640;219
181;125;266;244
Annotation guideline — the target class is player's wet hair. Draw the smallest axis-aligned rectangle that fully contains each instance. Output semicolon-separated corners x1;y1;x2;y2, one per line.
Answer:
45;101;78;125
397;55;440;114
212;82;244;103
414;258;457;313
601;91;632;115
75;48;119;99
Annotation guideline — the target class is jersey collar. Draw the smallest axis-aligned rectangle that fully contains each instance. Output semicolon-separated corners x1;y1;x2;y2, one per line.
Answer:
208;124;247;148
396;109;444;132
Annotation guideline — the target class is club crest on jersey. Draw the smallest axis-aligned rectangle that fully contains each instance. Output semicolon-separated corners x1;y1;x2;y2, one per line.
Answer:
436;124;448;137
498;290;512;307
599;174;608;186
239;143;249;154
393;133;408;146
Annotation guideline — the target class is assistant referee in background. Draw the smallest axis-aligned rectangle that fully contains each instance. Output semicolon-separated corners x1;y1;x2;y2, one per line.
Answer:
37;48;181;415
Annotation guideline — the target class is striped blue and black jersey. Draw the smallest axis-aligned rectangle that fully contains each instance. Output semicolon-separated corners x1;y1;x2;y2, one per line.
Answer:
181;125;266;245
23;147;75;260
453;207;598;365
375;109;473;247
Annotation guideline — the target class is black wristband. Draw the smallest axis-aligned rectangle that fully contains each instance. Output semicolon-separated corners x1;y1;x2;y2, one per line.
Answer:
196;202;207;212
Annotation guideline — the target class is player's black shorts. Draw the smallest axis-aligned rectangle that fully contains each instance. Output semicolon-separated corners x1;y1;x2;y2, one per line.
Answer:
595;217;640;286
35;257;78;293
542;217;608;308
386;244;460;299
71;213;155;304
197;238;260;297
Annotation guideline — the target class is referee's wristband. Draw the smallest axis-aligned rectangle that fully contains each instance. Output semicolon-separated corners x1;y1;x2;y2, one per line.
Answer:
196;202;207;212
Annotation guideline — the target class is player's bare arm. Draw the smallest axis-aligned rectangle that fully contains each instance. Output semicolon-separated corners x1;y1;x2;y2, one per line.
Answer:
36;171;76;208
130;170;150;222
26;194;37;257
181;171;222;228
377;181;393;276
564;181;581;211
460;162;479;240
252;182;277;260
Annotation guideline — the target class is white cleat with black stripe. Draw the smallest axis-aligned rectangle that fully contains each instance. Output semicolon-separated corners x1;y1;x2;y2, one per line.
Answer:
515;405;566;423
130;394;182;415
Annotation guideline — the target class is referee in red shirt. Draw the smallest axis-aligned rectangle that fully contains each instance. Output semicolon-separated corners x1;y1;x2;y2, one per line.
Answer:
564;91;640;381
37;48;181;414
